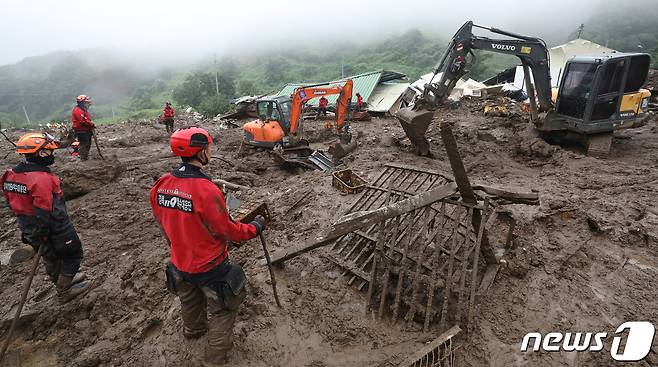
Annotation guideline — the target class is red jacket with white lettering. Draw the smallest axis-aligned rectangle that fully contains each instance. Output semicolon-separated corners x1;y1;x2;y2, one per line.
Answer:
1;162;77;245
163;106;175;118
71;106;94;132
150;164;257;274
319;98;328;108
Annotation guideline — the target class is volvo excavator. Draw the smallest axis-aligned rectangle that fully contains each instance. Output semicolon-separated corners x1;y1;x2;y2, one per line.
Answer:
243;79;353;148
396;21;652;156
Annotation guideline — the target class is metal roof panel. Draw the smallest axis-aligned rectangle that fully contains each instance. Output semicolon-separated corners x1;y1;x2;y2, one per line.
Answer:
273;69;406;107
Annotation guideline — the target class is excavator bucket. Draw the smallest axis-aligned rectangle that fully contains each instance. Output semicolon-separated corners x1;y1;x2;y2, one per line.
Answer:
395;106;434;156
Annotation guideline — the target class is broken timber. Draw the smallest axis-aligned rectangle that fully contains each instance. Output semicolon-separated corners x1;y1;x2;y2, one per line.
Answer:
439;120;496;265
320;163;498;333
334;183;458;233
269;183;458;264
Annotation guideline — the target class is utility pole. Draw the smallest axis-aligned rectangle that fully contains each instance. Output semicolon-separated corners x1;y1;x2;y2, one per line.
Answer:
214;54;220;96
111;93;116;118
21;106;31;125
341;55;345;78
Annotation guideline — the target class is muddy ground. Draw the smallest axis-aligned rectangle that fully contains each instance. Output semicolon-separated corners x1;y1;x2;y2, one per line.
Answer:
1;100;657;366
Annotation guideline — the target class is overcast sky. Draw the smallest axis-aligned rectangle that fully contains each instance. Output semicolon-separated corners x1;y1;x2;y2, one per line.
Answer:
1;0;612;66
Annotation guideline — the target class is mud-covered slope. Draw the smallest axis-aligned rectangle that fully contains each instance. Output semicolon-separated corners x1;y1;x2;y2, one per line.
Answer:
1;107;657;366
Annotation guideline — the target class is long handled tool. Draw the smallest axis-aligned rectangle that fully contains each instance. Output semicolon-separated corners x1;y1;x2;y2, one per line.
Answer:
259;233;282;308
0;244;45;364
91;128;105;160
0;123;17;148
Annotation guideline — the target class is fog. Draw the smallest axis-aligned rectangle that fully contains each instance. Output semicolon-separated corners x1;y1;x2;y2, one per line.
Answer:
1;0;620;66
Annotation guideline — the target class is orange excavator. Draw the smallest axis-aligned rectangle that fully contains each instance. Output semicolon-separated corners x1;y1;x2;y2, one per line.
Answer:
243;79;353;148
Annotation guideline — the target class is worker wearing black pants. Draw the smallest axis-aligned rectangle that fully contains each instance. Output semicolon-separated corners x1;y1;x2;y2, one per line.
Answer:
71;95;95;161
75;131;92;161
163;118;175;133
1;133;90;303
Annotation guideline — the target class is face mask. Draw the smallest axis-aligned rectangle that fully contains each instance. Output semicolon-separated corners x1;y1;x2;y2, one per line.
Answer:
27;155;55;166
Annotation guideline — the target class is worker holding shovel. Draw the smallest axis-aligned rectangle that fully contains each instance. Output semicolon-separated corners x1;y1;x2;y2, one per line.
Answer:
150;127;266;366
71;95;95;161
0;133;91;303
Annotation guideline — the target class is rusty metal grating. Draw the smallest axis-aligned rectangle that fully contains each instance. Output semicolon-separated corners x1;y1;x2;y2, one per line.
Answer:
328;163;492;332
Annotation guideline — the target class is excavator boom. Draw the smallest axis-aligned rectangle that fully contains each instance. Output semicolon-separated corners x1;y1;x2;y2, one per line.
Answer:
289;79;354;135
396;20;552;155
243;79;354;149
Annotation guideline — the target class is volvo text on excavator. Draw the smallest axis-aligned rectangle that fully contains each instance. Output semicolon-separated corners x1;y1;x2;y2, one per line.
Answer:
243;80;353;148
396;21;652;156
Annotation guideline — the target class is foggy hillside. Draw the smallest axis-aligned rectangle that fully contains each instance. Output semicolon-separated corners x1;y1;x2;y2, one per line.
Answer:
0;0;657;127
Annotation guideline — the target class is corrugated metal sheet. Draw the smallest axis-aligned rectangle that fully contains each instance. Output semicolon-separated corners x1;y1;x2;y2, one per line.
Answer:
368;82;410;113
273;70;403;107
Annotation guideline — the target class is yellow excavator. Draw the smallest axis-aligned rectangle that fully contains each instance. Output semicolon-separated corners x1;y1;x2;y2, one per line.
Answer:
397;21;653;156
243;80;353;148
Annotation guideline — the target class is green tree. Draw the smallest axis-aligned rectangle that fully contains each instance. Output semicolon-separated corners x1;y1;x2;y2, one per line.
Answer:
130;86;156;110
173;71;216;107
264;57;289;87
198;95;231;117
469;52;494;80
237;79;257;96
173;71;235;116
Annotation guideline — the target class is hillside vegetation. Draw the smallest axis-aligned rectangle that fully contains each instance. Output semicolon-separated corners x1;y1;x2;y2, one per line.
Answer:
0;6;656;127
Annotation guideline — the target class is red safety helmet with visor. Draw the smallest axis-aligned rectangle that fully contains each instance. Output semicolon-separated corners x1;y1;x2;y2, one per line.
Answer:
169;127;213;157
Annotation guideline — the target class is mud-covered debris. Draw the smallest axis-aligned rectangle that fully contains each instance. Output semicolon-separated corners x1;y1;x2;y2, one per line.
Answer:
515;136;557;158
57;158;124;200
8;246;35;265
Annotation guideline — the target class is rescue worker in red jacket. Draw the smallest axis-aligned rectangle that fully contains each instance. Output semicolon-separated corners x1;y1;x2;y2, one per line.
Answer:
318;96;329;117
71;95;95;161
162;101;176;133
150;127;265;366
1;133;90;303
356;92;364;111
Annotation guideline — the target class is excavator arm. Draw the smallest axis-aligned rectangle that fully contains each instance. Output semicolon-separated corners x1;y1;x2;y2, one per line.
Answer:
422;21;552;111
397;20;552;155
289;79;354;135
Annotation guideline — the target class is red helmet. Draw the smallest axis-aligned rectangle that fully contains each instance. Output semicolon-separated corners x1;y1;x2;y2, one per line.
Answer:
76;95;91;104
170;127;213;157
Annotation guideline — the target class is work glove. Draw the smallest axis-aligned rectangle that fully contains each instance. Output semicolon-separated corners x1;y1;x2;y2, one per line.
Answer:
23;234;46;252
250;215;266;236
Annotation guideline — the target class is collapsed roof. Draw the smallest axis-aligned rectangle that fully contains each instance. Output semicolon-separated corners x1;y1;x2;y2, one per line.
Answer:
273;70;409;114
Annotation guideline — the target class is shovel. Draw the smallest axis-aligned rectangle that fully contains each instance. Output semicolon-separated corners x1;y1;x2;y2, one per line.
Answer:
92;128;105;160
0;244;45;363
259;232;282;308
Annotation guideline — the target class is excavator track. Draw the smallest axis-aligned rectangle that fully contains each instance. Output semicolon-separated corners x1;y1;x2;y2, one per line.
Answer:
586;133;613;158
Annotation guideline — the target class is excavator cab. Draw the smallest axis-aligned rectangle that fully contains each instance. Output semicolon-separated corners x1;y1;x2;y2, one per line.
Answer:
542;53;652;155
243;96;295;148
546;53;651;133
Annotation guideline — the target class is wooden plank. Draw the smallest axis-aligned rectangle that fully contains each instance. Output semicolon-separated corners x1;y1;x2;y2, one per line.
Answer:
467;198;490;332
478;265;500;295
333;183;458;233
270;183;458;265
